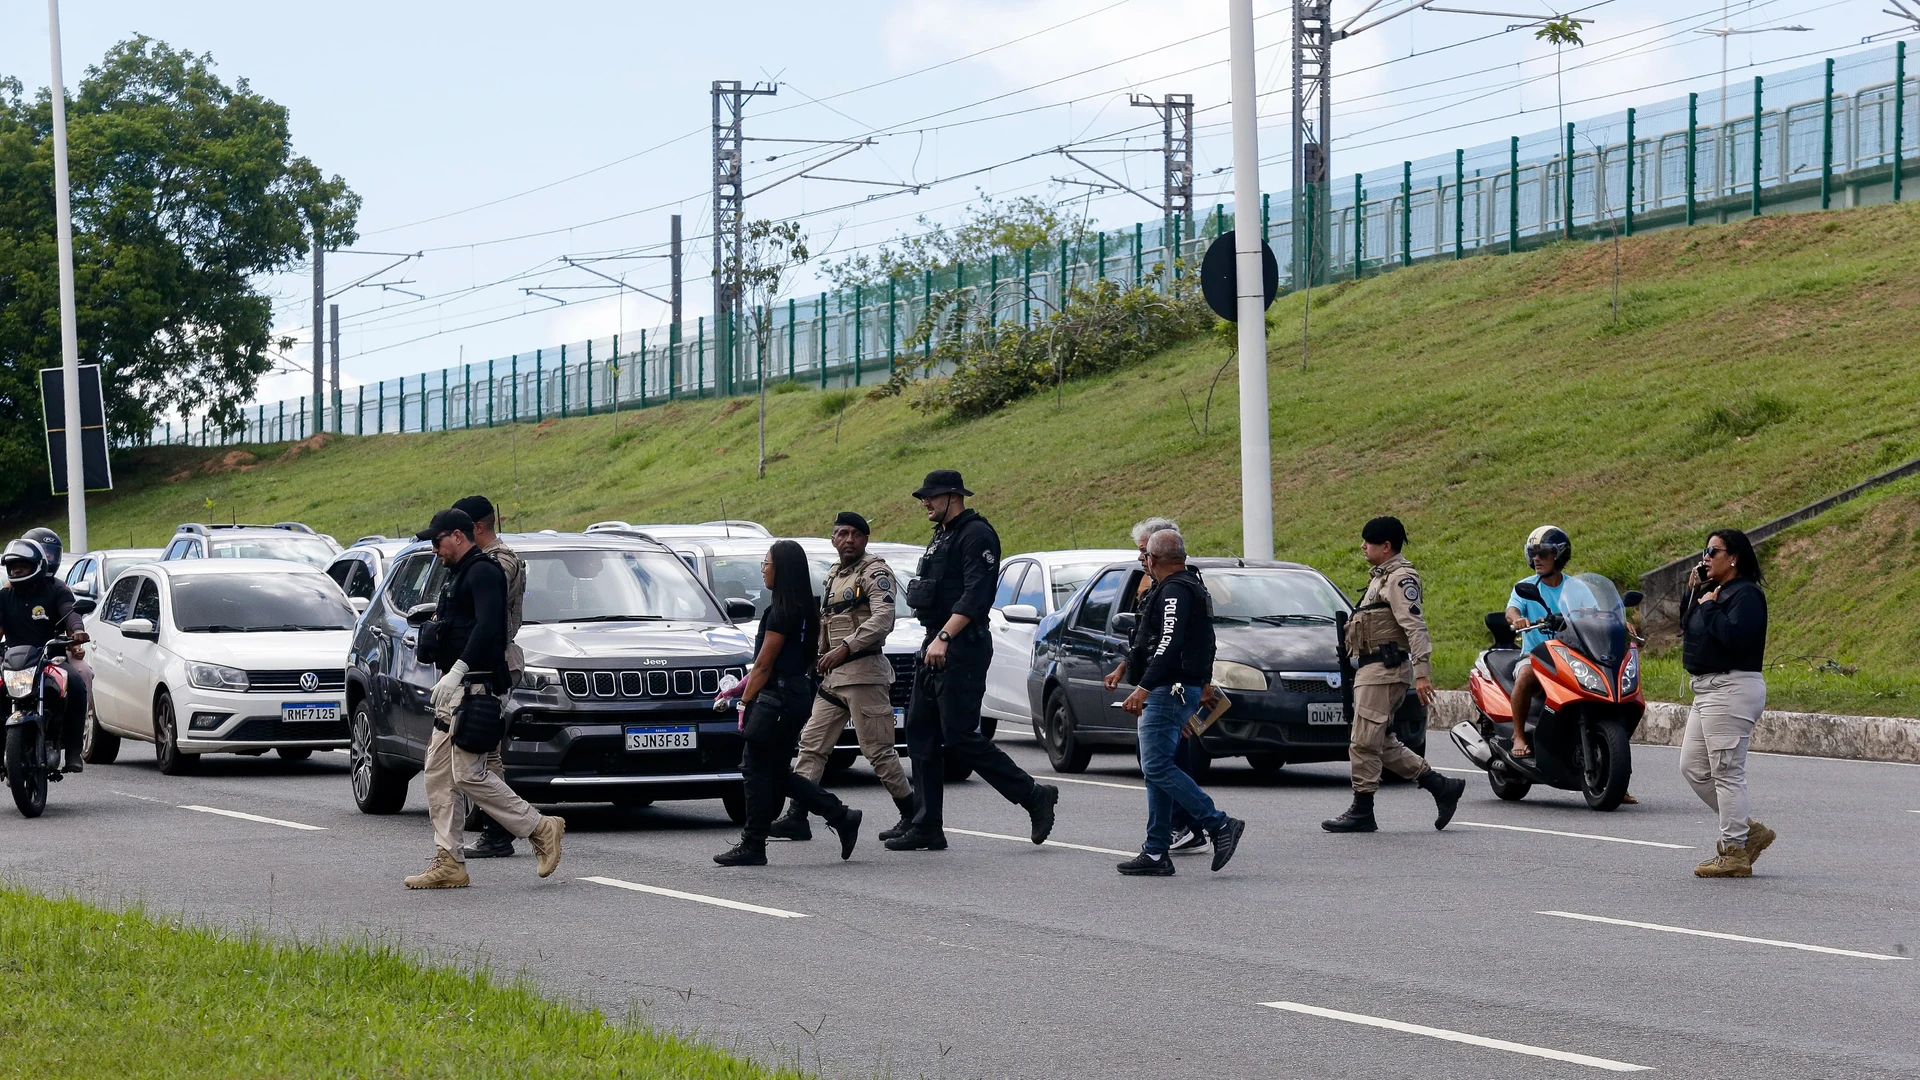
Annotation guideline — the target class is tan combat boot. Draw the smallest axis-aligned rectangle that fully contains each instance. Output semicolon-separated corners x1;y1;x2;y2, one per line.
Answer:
404;848;471;889
530;815;566;878
1693;841;1753;879
1744;819;1777;868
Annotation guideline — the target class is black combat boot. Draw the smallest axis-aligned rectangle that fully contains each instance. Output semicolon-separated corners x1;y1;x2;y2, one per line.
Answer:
713;837;769;866
878;795;916;842
1025;783;1060;845
826;806;862;860
1321;791;1378;833
766;800;813;841
462;819;516;859
883;825;948;851
1417;770;1467;830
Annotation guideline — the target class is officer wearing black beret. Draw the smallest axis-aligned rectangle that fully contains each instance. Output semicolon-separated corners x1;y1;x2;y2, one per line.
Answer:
886;470;1060;851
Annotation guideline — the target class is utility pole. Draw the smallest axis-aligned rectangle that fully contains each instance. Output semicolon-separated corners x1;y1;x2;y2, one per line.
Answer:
670;213;683;391
1131;93;1195;243
311;218;325;436
47;0;85;553
328;303;340;433
1231;0;1273;560
713;80;777;399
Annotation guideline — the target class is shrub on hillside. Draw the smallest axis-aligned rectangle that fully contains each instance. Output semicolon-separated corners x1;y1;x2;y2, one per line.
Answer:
872;266;1216;419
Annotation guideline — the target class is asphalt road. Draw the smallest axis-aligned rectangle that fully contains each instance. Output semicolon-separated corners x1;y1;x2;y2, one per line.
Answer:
3;730;1915;1080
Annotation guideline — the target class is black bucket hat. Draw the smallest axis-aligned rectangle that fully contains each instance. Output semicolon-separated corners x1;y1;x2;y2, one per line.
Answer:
912;469;973;499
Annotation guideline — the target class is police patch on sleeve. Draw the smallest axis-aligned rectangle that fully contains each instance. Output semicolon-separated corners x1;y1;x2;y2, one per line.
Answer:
871;571;893;596
983;550;996;567
1400;578;1421;604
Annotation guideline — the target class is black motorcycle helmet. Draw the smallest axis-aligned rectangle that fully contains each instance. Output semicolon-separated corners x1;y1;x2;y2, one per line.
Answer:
1524;526;1572;573
3;540;47;586
22;527;60;571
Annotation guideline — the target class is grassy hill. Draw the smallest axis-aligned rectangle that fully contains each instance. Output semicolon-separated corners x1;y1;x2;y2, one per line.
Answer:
24;203;1920;716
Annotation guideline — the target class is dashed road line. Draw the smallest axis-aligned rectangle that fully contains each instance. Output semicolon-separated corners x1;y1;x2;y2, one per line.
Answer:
1258;1001;1652;1072
1045;774;1145;790
178;805;327;831
1452;820;1690;849
581;875;809;919
1539;910;1911;961
946;827;1135;857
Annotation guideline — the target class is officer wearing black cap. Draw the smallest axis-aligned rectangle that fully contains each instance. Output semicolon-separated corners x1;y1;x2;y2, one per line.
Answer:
449;494;525;860
886;470;1059;852
1323;516;1464;834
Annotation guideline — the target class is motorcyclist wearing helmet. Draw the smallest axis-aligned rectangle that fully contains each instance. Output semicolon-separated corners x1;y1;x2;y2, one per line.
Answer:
22;526;62;577
1505;526;1570;759
0;538;89;773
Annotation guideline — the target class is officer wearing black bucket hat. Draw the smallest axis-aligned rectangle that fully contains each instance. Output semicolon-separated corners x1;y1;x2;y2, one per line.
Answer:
886;470;1059;852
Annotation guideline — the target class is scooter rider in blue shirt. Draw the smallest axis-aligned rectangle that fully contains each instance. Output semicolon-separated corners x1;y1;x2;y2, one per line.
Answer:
1504;526;1570;759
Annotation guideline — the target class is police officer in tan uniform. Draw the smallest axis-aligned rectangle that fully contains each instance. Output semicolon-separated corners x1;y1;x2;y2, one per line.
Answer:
1323;516;1466;833
453;495;525;860
768;512;917;842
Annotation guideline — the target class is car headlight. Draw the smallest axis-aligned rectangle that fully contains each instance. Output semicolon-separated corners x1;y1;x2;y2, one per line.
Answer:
3;668;34;698
517;666;560;692
1563;656;1607;695
186;662;249;692
1211;660;1268;691
1619;649;1640;696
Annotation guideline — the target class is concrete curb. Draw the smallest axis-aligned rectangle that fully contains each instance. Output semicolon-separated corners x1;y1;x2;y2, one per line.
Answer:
1426;690;1920;765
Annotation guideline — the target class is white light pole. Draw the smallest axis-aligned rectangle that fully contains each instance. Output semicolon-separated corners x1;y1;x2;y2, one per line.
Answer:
47;0;86;555
1696;18;1811;193
1230;0;1273;560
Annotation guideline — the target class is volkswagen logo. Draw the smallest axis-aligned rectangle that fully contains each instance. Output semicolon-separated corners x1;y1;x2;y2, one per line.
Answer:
299;671;319;692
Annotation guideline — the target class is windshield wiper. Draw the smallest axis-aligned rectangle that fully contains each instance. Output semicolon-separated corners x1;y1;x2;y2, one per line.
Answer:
1251;614;1337;625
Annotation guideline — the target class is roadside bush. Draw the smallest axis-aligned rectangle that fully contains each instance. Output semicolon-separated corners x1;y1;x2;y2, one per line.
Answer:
871;266;1215;419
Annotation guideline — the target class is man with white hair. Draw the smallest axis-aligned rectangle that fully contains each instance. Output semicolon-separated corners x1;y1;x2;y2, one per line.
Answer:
1112;529;1245;875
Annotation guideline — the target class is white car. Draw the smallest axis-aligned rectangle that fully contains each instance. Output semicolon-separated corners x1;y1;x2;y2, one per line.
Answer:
80;559;357;774
982;549;1140;729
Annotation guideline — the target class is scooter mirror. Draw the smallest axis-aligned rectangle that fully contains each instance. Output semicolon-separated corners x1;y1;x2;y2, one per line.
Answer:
1513;581;1544;604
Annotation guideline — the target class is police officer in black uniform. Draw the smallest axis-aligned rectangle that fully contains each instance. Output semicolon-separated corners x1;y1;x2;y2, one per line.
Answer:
885;470;1060;852
0;538;88;773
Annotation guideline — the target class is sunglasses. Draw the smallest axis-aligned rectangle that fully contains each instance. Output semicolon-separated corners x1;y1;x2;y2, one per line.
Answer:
1703;546;1727;559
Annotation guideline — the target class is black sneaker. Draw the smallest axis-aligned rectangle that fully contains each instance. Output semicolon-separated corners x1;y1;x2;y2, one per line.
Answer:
1169;826;1209;853
1116;851;1176;876
461;831;516;859
827;807;861;861
883;825;948;851
1208;817;1246;872
1026;783;1060;845
713;840;768;866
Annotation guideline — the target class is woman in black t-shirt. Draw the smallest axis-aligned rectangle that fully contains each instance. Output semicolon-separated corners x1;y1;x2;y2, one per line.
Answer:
715;540;863;866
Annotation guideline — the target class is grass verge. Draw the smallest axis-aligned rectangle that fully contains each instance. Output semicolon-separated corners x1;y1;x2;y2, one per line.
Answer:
0;887;800;1080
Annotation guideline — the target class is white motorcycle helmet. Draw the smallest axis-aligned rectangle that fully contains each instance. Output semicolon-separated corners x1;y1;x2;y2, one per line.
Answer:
1524;526;1571;572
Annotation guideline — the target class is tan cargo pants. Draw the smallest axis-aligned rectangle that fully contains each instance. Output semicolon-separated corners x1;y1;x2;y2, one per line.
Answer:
425;686;542;860
791;680;912;799
1348;682;1430;793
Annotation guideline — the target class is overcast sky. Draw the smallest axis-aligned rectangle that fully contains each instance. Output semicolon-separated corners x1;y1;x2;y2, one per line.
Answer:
3;0;1898;409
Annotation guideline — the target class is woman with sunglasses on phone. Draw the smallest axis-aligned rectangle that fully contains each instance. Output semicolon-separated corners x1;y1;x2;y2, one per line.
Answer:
714;540;862;867
1681;528;1775;878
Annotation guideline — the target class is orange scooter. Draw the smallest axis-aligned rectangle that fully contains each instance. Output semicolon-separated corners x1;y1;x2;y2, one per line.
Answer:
1450;573;1645;811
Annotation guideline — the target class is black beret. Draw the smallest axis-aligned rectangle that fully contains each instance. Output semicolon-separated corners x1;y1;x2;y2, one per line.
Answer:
833;512;871;535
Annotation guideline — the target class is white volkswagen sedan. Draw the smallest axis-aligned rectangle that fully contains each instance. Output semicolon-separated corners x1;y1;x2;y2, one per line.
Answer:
982;549;1140;730
82;559;356;774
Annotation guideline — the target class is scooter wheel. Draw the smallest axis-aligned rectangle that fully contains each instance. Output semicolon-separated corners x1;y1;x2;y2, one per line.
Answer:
1582;721;1632;811
1488;769;1531;802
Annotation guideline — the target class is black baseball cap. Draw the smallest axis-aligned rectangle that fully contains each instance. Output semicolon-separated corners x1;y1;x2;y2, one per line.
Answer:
912;469;973;499
415;508;476;543
833;511;871;535
451;495;495;523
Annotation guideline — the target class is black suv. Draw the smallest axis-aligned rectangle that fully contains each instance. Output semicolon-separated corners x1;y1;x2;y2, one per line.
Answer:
345;532;757;821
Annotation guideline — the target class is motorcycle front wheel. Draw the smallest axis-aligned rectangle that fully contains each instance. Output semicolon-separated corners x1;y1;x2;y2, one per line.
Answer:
1581;720;1632;811
5;724;48;818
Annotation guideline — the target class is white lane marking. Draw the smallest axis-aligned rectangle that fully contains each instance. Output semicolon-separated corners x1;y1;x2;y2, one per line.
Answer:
178;805;326;831
1431;767;1482;775
1258;1001;1652;1073
110;790;166;804
946;827;1136;857
1046;774;1145;790
1452;820;1691;849
581;876;809;919
1539;911;1911;961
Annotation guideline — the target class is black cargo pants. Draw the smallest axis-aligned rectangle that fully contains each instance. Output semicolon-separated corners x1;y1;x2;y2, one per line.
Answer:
739;677;849;843
905;633;1037;830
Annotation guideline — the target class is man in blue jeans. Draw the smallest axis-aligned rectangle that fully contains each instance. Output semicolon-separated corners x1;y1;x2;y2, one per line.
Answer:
1114;530;1246;876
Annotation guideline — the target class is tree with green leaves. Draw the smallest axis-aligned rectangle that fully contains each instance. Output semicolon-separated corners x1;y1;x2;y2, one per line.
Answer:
821;189;1091;290
1535;17;1586;134
727;219;810;479
0;36;358;510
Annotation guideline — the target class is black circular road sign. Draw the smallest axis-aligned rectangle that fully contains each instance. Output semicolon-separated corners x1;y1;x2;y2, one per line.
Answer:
1199;230;1280;322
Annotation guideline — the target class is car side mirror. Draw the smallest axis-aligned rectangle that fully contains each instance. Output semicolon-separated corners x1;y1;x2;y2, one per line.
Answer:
348;597;370;615
73;582;95;598
1513;581;1544;604
71;597;96;616
404;602;437;627
1111;611;1138;636
1001;603;1040;624
121;618;157;641
724;598;757;622
1622;590;1643;608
